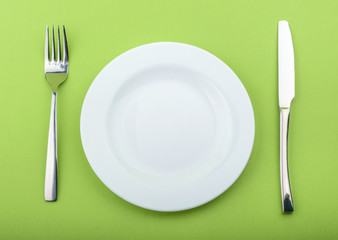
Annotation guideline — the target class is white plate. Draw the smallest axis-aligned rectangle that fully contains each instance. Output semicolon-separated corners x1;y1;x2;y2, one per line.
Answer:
80;42;255;212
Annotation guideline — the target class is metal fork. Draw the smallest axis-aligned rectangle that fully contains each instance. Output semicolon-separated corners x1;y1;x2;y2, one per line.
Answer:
44;25;69;201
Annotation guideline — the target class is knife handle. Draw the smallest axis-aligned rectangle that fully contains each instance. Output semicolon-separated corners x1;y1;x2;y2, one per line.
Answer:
280;108;294;212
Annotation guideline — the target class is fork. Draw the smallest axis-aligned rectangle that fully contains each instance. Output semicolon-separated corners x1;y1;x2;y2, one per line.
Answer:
44;25;69;201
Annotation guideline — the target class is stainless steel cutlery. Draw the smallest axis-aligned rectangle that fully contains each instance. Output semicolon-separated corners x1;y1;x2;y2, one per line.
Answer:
40;22;296;211
278;20;295;212
44;25;69;201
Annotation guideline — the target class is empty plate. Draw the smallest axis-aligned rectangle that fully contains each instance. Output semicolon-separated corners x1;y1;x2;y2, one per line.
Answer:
80;42;255;211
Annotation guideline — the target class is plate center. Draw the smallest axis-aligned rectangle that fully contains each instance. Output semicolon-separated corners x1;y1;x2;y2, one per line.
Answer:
107;65;232;184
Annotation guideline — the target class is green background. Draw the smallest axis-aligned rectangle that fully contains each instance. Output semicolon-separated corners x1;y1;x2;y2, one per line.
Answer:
1;0;337;239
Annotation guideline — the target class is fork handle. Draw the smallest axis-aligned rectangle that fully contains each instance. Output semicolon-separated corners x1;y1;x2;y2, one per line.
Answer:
280;108;293;212
45;91;57;201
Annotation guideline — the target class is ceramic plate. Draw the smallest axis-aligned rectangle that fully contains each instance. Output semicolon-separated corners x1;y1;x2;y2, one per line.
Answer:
80;42;255;211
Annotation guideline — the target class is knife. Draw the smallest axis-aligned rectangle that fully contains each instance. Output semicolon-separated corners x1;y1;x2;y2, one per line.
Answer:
278;20;295;213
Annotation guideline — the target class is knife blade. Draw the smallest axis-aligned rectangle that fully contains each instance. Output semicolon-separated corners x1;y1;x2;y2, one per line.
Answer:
279;20;295;108
278;20;295;213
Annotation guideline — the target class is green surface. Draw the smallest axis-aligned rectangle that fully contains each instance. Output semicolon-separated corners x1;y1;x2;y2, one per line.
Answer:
1;0;338;239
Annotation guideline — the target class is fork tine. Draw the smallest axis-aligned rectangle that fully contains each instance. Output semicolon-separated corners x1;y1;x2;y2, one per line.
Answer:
57;26;61;62
63;26;68;64
45;25;49;63
51;25;55;62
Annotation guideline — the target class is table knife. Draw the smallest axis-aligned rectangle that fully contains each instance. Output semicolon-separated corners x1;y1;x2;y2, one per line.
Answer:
278;20;295;213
